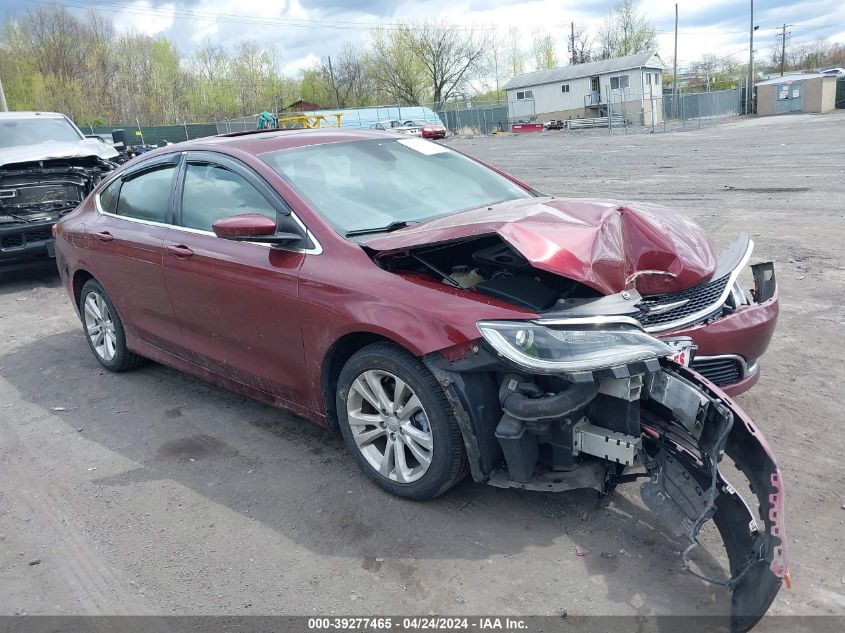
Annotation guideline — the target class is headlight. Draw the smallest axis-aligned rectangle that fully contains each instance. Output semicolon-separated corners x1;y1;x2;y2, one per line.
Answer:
477;320;673;373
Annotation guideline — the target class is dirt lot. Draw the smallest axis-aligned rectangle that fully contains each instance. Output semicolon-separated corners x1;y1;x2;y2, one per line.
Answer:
1;113;844;619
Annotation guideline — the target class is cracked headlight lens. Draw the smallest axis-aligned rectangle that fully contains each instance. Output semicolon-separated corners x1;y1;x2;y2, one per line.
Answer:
477;320;673;373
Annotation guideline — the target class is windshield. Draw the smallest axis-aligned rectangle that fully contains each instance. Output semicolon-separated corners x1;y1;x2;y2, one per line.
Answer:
408;120;432;126
0;117;83;148
260;138;530;235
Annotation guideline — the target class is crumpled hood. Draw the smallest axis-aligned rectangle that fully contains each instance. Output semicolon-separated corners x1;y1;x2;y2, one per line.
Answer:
0;139;118;169
362;197;718;295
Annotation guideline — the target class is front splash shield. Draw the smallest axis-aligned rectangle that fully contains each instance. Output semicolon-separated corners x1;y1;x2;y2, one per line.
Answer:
641;364;787;632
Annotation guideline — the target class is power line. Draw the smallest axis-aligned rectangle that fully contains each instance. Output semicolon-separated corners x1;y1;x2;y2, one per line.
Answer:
27;1;845;36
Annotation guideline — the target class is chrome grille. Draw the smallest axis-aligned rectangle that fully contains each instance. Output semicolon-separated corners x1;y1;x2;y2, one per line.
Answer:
636;273;731;330
691;356;743;386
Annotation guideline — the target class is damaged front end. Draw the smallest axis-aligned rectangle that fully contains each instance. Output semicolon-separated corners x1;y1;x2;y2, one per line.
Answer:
0;156;114;271
425;294;787;630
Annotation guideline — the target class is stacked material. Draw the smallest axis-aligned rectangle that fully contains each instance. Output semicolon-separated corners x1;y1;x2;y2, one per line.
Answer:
566;115;628;129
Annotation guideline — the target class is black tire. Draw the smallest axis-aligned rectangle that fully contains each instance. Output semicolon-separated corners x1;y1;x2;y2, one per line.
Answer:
336;342;468;500
79;278;146;372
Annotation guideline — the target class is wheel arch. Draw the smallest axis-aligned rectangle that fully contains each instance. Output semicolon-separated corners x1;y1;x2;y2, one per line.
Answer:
320;331;418;434
72;269;96;309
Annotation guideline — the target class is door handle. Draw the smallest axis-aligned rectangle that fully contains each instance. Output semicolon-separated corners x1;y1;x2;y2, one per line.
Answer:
95;231;114;243
166;244;194;258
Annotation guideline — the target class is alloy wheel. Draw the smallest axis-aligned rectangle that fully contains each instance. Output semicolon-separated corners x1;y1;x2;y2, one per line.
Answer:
83;291;116;361
346;369;433;483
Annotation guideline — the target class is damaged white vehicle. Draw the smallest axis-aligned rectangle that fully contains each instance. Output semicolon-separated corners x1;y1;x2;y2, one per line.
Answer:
0;111;117;273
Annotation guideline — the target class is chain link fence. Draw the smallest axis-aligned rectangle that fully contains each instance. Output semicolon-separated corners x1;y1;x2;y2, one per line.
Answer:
434;100;509;135
84;123;218;145
662;89;740;128
79;87;752;144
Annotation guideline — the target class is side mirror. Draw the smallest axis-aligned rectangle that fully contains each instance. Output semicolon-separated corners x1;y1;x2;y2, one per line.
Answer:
212;214;301;245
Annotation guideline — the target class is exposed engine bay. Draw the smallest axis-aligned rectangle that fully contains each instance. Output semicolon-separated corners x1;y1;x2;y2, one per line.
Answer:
421;290;787;631
0;156;114;220
374;235;602;312
1;156;115;270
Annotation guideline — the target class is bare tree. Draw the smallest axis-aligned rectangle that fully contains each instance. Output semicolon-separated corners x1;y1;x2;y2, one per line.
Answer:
821;43;845;68
369;22;489;109
368;26;428;106
318;44;370;108
597;0;656;60
571;25;593;64
409;22;489;109
506;26;525;77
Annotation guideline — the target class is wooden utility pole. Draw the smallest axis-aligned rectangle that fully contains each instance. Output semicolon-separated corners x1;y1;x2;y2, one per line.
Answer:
673;4;678;117
0;73;8;112
327;55;340;109
779;24;792;76
748;0;754;115
570;22;576;65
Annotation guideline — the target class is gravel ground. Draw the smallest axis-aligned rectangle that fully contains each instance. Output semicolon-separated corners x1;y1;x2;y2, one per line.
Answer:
1;112;844;619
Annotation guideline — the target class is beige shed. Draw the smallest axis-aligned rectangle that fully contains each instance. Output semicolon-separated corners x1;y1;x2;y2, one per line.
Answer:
755;74;837;116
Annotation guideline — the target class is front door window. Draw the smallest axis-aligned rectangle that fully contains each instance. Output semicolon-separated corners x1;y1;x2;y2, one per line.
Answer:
180;162;276;231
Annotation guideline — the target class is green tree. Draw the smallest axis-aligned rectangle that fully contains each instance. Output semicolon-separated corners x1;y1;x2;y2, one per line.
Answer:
532;31;558;70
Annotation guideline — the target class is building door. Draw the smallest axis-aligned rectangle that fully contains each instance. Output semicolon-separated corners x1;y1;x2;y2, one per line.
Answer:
775;81;803;113
588;76;601;105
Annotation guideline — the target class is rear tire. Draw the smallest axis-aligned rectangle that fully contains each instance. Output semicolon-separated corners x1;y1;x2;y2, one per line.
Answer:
79;279;145;372
336;342;467;500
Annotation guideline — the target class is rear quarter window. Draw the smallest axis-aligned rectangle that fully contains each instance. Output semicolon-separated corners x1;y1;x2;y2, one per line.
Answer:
98;179;120;214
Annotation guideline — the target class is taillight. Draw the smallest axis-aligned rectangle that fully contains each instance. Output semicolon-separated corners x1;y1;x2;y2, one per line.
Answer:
51;224;58;238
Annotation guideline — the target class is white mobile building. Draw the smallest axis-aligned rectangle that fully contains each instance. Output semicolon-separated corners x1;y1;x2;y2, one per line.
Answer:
504;51;665;125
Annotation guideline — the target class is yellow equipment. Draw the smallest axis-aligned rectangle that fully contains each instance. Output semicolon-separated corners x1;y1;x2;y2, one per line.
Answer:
275;113;343;129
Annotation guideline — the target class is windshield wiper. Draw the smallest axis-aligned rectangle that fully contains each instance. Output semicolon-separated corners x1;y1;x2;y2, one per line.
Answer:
345;220;419;237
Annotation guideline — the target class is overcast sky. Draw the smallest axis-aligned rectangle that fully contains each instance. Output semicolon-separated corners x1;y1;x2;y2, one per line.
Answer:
4;0;845;74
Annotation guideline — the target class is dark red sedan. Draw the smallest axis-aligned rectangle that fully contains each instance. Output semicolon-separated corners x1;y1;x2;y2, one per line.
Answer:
55;129;786;626
404;119;447;139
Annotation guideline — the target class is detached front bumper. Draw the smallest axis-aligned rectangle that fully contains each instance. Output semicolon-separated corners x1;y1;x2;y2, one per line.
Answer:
0;221;57;272
427;335;787;630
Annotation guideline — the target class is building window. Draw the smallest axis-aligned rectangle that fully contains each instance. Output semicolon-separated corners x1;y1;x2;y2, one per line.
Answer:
654;72;660;84
561;84;570;93
610;75;629;90
516;90;534;100
646;73;652;85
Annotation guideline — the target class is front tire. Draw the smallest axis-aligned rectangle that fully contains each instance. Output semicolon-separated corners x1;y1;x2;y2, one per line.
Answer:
336;343;467;500
79;279;145;372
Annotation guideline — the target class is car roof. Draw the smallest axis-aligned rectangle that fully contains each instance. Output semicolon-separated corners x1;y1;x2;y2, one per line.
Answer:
151;128;407;156
0;111;69;120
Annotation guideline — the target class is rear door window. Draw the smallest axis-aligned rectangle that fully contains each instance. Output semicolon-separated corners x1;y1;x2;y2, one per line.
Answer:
115;165;177;223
